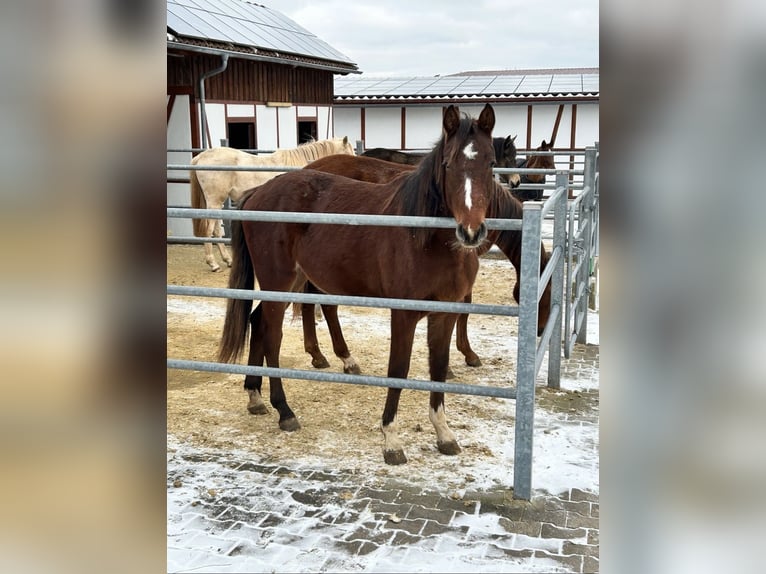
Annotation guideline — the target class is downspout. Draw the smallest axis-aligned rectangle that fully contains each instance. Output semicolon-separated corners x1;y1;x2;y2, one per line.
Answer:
197;54;229;149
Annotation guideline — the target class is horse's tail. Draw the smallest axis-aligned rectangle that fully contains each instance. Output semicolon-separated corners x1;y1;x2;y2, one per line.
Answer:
218;218;254;363
190;168;208;237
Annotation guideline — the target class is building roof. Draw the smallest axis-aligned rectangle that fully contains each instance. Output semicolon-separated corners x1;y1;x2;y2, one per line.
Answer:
333;68;598;103
167;0;359;74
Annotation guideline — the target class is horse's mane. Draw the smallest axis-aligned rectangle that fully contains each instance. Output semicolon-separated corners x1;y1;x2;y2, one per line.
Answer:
398;116;478;248
274;139;348;165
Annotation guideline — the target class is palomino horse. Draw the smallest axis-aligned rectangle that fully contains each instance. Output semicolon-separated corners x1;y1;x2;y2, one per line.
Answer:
189;137;355;271
218;104;498;465
511;140;556;202
296;154;551;376
363;136;519;187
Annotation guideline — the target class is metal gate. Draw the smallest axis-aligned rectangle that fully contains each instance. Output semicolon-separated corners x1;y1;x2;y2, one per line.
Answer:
167;159;581;500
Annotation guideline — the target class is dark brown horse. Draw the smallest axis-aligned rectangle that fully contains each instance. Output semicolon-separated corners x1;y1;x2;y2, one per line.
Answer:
511;140;556;201
297;154;551;376
363;136;519;187
218;104;498;465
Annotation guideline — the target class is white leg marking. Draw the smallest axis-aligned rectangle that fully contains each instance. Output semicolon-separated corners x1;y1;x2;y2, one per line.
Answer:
429;404;457;445
381;418;405;453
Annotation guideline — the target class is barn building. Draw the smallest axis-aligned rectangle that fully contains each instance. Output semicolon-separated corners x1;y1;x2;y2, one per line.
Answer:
333;68;599;154
167;0;359;236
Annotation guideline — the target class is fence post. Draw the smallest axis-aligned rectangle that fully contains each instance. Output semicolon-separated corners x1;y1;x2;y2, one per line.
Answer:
577;147;597;344
547;173;569;389
514;202;542;500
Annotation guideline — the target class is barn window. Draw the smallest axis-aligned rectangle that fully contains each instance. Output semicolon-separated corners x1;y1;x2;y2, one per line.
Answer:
227;120;256;150
298;119;317;144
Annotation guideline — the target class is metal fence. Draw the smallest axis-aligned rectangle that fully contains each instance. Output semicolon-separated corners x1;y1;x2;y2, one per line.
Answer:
166;155;591;500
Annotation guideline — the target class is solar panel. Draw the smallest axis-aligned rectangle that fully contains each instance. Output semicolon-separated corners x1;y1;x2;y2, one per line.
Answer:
167;0;355;64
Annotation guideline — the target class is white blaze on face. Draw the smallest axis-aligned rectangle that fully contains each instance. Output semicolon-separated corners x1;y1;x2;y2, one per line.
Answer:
462;142;477;211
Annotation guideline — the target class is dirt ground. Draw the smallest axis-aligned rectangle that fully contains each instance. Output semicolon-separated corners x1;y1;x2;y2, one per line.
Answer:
167;243;576;470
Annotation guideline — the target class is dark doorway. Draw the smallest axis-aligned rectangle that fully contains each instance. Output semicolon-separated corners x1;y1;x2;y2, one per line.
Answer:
227;121;256;150
298;120;318;143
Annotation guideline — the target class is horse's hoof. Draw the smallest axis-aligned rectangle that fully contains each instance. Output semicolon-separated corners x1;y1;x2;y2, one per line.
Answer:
343;364;362;375
247;403;269;415
465;356;482;368
437;440;461;455
279;417;301;432
211;265;221;273
383;449;408;465
311;357;331;369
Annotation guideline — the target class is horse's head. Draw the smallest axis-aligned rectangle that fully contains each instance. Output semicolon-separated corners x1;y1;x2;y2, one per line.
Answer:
495;135;520;188
339;135;356;156
440;103;496;248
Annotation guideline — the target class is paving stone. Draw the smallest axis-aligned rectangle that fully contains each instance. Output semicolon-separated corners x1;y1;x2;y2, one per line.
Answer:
566;511;599;530
405;504;454;525
583;555;600;573
498;517;542;537
562;499;592;515
534;550;583;572
570;488;599;503
540;523;587;540
587;529;599;545
562;540;599;558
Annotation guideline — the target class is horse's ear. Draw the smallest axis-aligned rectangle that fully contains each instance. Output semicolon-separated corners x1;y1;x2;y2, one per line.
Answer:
478;104;495;134
343;135;349;145
443;105;460;136
511;135;517;143
541;139;548;147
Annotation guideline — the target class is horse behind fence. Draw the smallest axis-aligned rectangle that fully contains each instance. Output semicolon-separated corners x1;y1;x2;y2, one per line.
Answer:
189;137;355;271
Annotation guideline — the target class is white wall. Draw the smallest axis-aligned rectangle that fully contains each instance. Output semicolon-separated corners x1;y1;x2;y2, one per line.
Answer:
277;106;298;148
335;102;599;153
574;103;599;148
167;95;193;237
364;107;400;148
404;106;442;149
255;105;278;150
334;107;361;143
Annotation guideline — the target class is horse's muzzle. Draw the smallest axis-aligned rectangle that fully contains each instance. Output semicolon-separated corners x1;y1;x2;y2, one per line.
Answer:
455;222;487;248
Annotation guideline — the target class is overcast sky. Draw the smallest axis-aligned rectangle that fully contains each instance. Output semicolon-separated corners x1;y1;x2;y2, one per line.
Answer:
264;0;599;77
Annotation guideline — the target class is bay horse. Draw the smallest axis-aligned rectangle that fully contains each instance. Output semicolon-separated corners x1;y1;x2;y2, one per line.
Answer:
363;136;519;187
189;137;355;271
296;154;551;376
218;104;498;465
511;140;556;202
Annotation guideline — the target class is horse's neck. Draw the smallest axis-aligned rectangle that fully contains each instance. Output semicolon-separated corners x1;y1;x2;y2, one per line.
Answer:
487;191;524;269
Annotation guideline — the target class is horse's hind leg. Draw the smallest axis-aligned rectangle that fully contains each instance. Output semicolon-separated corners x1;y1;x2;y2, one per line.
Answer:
261;300;300;431
455;293;482;368
301;298;331;369
428;313;461;456
244;304;268;415
322;304;361;374
214;218;233;268
202;217;221;272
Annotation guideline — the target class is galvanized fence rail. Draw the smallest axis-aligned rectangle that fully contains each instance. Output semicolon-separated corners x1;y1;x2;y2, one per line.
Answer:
166;161;574;500
563;146;599;356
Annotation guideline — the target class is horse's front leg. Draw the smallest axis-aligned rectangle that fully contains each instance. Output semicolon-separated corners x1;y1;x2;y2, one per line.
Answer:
428;312;461;456
381;309;420;465
455;293;482;367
